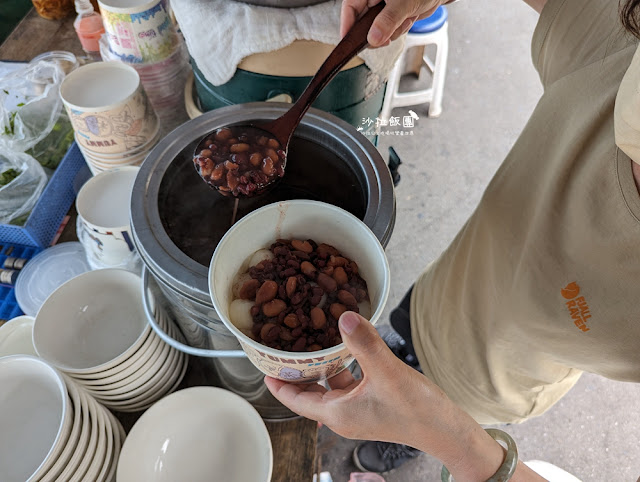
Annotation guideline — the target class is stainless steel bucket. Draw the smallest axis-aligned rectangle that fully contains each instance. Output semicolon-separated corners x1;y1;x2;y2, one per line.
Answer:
131;103;396;420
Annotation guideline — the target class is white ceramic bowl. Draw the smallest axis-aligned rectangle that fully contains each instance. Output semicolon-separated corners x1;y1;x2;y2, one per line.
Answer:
71;324;162;385
41;375;83;480
56;383;93;482
67;389;100;482
209;200;390;383
113;353;188;413
82;395;110;482
33;269;150;374
66;305;167;382
0;356;71;482
0;315;37;357
90;340;175;400
117;387;272;482
105;409;126;481
95;352;186;409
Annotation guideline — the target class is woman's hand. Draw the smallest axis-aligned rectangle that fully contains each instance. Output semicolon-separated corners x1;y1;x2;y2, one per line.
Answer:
265;312;544;481
265;312;499;478
340;0;443;47
266;311;444;445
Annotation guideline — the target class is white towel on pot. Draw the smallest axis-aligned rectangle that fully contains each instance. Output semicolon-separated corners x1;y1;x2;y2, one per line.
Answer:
171;0;404;98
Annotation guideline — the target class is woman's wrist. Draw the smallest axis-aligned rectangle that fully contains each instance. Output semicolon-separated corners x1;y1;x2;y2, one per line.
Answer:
407;385;507;481
439;424;506;481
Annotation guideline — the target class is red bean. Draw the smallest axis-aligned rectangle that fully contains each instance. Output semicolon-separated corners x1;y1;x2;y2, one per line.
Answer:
239;279;260;300
317;273;337;293
255;280;277;305
263;299;287;317
333;266;348;285
285;277;297;298
234;238;369;353
310;307;326;329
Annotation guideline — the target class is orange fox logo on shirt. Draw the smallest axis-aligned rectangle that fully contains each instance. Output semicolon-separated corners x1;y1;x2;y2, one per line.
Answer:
561;282;591;332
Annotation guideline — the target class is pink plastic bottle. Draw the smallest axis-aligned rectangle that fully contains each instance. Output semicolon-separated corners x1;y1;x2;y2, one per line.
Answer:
73;0;105;61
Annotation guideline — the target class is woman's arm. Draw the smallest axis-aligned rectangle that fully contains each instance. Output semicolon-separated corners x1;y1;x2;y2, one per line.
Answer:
265;312;546;481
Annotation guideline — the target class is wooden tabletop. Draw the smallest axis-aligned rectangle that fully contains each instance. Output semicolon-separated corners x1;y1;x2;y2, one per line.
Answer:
1;9;318;482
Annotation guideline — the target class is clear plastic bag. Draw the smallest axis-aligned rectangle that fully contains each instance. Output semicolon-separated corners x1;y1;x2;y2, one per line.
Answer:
0;151;47;225
0;59;68;226
0;60;65;154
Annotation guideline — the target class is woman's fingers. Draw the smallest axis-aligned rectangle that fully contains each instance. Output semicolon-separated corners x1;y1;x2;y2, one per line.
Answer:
265;376;330;419
341;1;443;47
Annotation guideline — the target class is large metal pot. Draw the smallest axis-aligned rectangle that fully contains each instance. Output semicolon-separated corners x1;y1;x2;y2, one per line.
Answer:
131;103;396;419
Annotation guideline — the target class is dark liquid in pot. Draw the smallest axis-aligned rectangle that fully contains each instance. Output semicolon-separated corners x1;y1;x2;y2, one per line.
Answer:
159;137;368;266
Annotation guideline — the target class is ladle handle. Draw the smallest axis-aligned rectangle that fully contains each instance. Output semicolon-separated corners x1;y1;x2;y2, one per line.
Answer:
265;1;386;146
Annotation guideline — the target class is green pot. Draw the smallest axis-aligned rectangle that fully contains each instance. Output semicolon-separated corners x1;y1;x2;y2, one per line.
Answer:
191;59;385;132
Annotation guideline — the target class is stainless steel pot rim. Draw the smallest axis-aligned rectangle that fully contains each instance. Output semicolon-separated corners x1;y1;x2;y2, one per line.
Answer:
130;102;395;304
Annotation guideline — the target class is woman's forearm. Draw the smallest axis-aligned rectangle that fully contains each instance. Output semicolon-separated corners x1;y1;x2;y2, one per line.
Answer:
409;391;547;481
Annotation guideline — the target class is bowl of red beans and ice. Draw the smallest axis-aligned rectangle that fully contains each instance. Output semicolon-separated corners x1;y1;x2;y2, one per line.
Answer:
209;200;390;383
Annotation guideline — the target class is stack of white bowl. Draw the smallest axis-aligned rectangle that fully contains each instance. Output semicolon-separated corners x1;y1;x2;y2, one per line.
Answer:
32;268;188;412
0;355;124;482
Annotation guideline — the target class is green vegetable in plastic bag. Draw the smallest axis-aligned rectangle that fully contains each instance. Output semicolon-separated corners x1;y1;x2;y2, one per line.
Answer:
26;113;74;169
0;168;21;186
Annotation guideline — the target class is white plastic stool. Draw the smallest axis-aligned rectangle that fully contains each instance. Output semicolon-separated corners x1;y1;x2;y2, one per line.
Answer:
381;6;449;119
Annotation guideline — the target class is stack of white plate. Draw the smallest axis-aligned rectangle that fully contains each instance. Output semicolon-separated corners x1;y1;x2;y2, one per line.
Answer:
0;356;124;482
32;268;188;412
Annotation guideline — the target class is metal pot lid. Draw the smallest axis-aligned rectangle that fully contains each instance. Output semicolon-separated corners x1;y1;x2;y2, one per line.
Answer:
131;103;395;305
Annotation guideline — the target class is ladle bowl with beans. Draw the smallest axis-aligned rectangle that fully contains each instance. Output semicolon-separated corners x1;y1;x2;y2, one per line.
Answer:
209;200;390;383
193;126;286;197
193;3;386;199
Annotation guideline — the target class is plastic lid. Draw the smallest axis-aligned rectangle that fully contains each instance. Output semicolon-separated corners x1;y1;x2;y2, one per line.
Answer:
75;0;96;16
15;242;92;317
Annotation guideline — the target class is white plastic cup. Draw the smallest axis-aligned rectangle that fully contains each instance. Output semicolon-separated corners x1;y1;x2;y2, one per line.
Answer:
209;200;390;383
60;62;159;155
76;166;139;267
98;0;179;63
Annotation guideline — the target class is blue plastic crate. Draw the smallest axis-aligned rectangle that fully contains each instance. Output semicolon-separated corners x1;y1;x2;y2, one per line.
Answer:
0;243;42;320
0;142;89;248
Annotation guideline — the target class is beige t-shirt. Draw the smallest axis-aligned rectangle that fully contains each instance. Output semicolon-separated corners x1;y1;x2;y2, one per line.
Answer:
411;0;640;425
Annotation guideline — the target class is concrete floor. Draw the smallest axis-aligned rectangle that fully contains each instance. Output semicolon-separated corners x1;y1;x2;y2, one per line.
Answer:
317;1;640;480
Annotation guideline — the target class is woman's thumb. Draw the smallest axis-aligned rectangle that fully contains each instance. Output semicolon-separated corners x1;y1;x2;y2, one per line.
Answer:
338;311;394;371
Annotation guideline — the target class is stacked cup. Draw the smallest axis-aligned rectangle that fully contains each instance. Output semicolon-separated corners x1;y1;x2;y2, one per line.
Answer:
75;167;140;270
0;356;125;482
98;0;190;133
60;61;160;175
32;269;188;413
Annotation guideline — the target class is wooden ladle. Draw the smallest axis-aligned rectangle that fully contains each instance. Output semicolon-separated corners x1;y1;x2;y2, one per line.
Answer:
193;1;386;198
